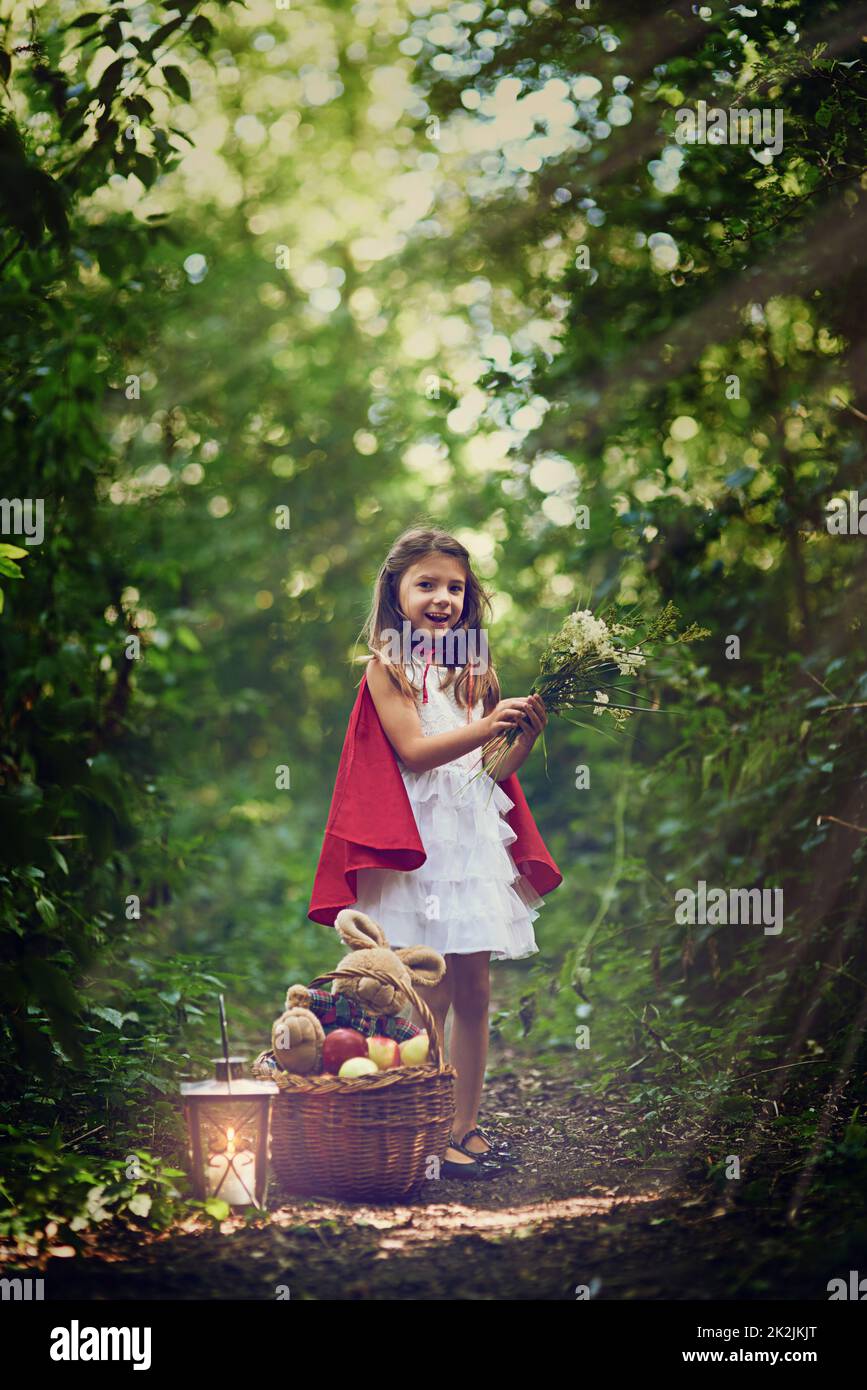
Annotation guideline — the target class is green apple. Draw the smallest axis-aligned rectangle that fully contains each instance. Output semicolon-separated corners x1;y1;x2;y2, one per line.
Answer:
338;1056;379;1078
398;1031;430;1066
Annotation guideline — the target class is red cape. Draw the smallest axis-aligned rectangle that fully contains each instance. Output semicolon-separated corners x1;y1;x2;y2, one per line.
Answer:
308;670;562;926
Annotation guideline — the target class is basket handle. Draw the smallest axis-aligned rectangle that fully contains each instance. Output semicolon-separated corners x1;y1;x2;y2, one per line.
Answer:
307;964;446;1071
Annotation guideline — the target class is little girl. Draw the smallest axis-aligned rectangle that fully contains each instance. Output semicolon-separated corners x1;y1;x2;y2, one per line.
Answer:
308;525;562;1178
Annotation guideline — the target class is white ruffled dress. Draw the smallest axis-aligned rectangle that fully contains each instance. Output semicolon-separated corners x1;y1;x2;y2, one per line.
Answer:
352;659;545;961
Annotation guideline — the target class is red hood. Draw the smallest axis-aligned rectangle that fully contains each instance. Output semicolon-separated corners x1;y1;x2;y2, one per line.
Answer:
308;670;562;927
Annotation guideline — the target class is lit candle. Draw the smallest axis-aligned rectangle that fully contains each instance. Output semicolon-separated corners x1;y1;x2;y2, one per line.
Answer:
205;1127;256;1206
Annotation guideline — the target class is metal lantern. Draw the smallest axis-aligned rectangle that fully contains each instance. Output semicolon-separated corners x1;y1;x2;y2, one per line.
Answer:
181;998;278;1209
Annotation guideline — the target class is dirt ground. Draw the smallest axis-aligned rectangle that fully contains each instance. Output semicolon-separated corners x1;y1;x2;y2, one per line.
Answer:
18;1044;867;1302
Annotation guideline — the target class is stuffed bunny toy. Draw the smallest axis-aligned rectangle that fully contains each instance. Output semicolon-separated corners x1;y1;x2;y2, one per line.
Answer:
270;908;445;1074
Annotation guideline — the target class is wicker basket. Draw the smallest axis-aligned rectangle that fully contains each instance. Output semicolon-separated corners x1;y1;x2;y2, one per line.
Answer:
258;966;457;1202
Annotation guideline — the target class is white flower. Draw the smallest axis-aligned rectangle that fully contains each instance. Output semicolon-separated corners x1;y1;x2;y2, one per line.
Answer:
592;689;610;715
617;648;646;677
559;608;618;662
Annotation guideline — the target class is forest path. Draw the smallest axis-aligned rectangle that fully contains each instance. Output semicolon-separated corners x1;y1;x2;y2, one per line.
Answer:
31;1054;846;1301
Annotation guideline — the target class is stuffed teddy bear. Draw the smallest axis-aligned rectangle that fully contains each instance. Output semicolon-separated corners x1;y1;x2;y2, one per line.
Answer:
271;1004;325;1075
270;908;445;1075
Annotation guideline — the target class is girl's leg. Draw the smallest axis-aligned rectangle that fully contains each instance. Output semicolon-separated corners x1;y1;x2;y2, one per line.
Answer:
410;961;452;1055
449;951;492;1153
411;958;476;1167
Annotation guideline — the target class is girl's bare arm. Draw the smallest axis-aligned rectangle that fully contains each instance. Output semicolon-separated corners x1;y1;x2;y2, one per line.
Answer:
365;660;529;775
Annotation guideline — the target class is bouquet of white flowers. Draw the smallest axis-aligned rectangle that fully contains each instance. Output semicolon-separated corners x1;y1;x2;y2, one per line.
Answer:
478;598;709;784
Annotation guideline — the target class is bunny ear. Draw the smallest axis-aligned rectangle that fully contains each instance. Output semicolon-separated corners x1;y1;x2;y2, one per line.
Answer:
334;908;388;951
395;947;445;988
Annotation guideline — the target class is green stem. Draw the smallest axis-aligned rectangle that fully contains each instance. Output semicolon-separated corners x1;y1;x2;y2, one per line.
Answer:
561;732;633;990
559;712;622;744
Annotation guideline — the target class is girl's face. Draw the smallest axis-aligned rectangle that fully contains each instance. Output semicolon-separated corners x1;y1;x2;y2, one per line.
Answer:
396;551;467;638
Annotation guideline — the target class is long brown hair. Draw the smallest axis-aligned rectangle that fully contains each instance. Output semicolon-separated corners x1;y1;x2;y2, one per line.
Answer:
354;525;501;713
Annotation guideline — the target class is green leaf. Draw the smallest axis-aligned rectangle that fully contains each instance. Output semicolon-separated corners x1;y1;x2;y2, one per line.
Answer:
0;50;11;84
175;624;202;652
103;20;124;49
189;15;216;49
125;95;153;119
50;845;69;875
97;57;125;98
146;17;186;53
35;896;58;927
86;1185;112;1221
133;153;157;186
0;543;28;558
60;107;87;141
162;66;191;102
0;557;24;579
68;11;103;28
91;1006;124;1029
140;1073;174;1094
204;1198;230;1221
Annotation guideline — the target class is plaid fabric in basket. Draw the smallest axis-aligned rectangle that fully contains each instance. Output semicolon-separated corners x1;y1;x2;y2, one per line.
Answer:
305;986;421;1042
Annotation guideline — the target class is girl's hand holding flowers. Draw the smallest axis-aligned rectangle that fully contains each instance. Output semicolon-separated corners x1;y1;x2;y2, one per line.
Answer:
515;693;547;744
483;697;533;739
483;694;547;743
478;695;547;785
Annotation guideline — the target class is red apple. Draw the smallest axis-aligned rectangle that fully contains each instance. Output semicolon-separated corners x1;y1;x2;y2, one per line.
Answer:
367;1034;401;1071
321;1028;368;1074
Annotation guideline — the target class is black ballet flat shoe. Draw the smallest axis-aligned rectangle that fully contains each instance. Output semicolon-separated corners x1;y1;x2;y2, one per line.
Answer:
453;1126;516;1165
441;1152;494;1180
440;1139;499;1179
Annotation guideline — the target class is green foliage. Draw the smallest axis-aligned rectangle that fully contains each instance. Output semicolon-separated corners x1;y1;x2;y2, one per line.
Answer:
0;1134;189;1246
0;0;246;1237
2;0;866;1241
